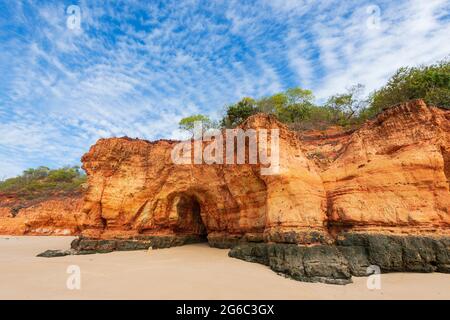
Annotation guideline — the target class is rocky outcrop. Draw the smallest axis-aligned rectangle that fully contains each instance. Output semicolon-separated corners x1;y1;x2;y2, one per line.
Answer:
4;99;447;284
229;242;353;285
0;194;84;235
229;233;450;284
321;100;450;234
77;100;449;243
65;100;449;284
37;234;205;257
79;114;329;244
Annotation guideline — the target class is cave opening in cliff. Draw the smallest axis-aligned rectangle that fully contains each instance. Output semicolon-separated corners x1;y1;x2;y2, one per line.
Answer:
174;194;207;240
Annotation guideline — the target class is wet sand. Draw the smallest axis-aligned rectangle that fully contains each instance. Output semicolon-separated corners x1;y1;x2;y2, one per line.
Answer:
0;236;449;299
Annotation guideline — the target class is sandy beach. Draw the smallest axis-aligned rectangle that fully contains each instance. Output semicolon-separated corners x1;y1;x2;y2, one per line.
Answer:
0;236;449;300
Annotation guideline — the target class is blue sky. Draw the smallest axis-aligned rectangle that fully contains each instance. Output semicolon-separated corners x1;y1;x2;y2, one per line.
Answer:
0;0;449;178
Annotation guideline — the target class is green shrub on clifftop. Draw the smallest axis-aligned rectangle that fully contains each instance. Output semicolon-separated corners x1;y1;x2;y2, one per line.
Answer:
369;59;450;113
0;166;86;198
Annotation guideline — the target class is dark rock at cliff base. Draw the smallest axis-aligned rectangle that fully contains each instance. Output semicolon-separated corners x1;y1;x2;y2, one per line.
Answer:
228;242;269;264
38;235;207;257
229;243;352;285
229;234;450;285
265;230;332;245
37;249;75;257
302;245;352;284
69;234;206;253
207;233;268;249
337;246;370;276
336;233;450;273
207;234;245;249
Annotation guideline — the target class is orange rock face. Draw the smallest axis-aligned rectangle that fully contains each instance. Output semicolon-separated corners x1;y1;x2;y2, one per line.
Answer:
1;100;448;241
78;99;449;242
0;194;84;235
321;100;450;235
80;115;328;243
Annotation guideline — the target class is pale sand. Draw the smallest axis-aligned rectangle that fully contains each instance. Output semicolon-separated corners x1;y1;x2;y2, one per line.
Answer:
0;236;449;300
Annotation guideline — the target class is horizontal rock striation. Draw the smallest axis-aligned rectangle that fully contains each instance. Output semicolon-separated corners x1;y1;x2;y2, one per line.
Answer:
37;234;205;257
0;194;84;235
321;100;450;233
79;114;328;243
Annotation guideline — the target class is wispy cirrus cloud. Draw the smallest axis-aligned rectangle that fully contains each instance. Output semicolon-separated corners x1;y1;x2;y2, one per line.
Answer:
0;0;449;178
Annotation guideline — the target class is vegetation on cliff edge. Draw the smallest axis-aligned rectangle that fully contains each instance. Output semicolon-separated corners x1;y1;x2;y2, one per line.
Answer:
0;166;86;199
180;58;450;132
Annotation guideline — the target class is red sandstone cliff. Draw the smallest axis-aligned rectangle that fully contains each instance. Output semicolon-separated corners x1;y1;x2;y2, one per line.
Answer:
1;100;449;240
0;193;84;235
78;99;450;242
79;115;328;242
321;100;449;234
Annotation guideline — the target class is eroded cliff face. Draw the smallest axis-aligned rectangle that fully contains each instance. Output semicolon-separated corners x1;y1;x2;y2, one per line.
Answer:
80;115;328;244
78;99;449;243
26;100;450;284
321;100;450;235
2;100;449;244
0;194;84;235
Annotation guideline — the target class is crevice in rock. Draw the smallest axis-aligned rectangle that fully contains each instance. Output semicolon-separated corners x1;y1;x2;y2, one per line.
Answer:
441;146;450;190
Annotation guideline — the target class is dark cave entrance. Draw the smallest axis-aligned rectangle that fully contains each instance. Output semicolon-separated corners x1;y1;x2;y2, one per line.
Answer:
173;194;207;239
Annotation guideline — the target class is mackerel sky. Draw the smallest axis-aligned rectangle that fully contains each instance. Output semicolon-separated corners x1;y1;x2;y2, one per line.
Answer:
0;0;449;178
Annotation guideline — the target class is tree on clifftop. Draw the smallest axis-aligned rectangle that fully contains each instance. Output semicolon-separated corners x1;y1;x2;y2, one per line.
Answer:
369;59;450;113
180;58;449;132
220;97;258;128
325;84;369;125
179;114;215;135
